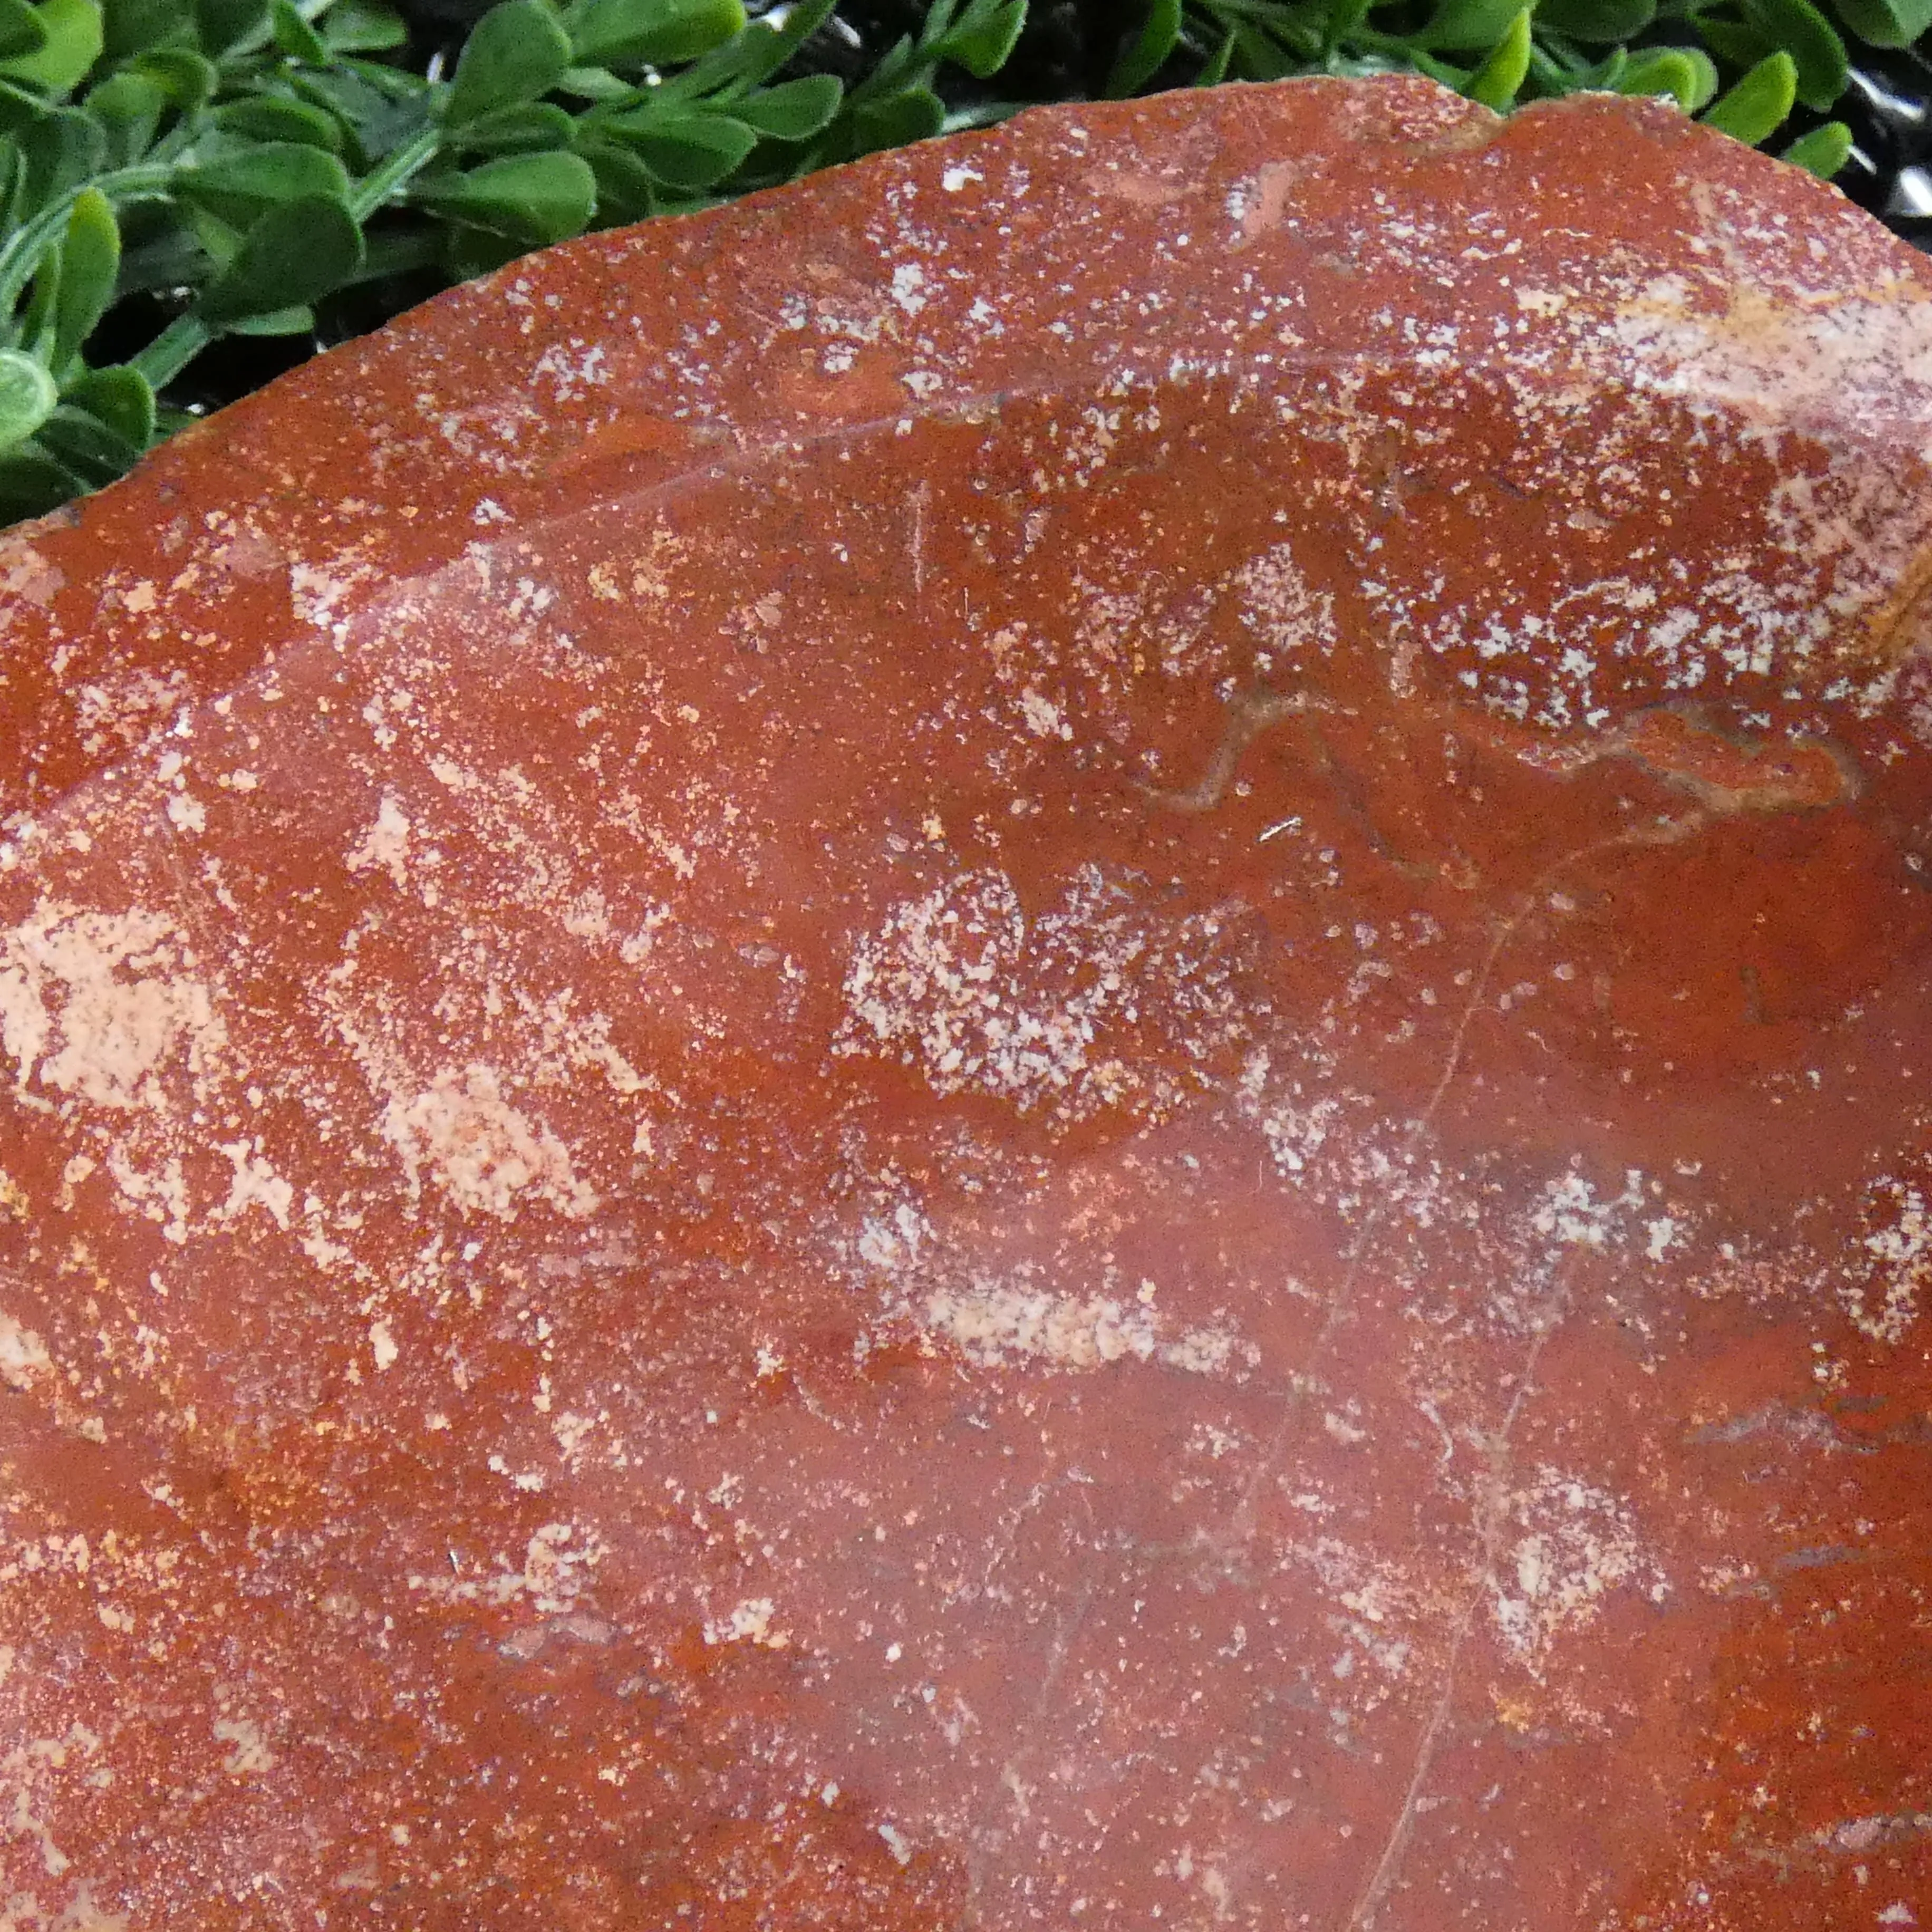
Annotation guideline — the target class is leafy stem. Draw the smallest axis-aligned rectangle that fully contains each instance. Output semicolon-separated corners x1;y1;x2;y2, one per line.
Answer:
0;163;173;323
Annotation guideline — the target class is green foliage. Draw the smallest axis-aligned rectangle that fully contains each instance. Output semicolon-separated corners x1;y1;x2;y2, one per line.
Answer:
1831;0;1932;47
1701;45;1798;138
1131;0;1880;144
1780;112;1852;168
0;0;1906;528
1462;3;1532;103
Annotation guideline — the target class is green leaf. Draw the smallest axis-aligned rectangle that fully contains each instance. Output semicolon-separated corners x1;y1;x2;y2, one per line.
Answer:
1195;25;1233;84
0;0;49;56
1228;20;1293;78
289;62;427;168
63;361;153;446
321;0;405;50
1105;0;1177;95
0;444;81;518
17;248;56;358
1695;16;1773;66
100;0;186;59
269;0;325;59
82;67;164;161
656;0;823;95
441;221;524;279
576;133;653;222
51;184;114;371
1618;44;1718;111
0;347;56;447
1418;0;1525;52
0;74;42;133
564;0;743;68
605;104;755;186
730;72;839;140
1742;0;1844;112
849;84;943;154
447;97;572;152
1533;0;1653;37
0;0;102;89
178;140;351;227
194;0;263;54
212;92;345;149
125;46;217;106
442;0;571;130
1463;6;1531;109
417;147;593;242
17;107;104;219
938;0;1024;79
1828;0;1932;47
1701;47;1796;144
89;63;174;153
224;300;311;332
35;399;139;482
199;191;363;319
555;63;631;98
1780;116;1851;175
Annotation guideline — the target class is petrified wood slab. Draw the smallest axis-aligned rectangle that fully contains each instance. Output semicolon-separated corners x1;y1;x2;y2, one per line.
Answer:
2;71;1931;1930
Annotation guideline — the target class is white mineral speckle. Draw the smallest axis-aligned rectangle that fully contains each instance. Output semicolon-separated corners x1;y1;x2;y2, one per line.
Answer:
0;900;223;1110
382;1065;598;1220
369;1321;398;1372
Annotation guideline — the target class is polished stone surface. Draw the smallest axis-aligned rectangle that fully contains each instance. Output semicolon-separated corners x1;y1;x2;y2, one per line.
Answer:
1;73;1930;1930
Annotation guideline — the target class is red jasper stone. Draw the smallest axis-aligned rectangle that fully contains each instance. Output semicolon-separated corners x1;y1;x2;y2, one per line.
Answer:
2;72;1930;1930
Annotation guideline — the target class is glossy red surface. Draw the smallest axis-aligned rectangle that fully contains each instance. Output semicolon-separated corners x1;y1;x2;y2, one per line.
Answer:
0;72;1929;1930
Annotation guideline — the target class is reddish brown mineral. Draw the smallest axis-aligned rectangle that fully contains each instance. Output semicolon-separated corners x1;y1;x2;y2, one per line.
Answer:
2;71;1931;1931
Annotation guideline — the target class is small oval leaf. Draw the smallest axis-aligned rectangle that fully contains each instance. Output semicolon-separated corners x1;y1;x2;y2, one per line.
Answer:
1701;48;1798;145
0;0;53;59
730;73;841;141
52;184;115;373
442;0;571;131
575;134;654;224
212;93;347;151
1463;6;1532;110
1742;0;1846;113
82;69;166;163
63;362;154;448
939;0;1025;80
125;46;218;108
564;0;743;68
447;98;574;154
1533;0;1655;38
0;446;82;520
1780;117;1852;176
35;400;140;485
0;0;102;90
1418;0;1526;52
0;349;57;448
1829;0;1932;49
1105;0;1178;96
322;0;406;50
100;0;186;61
17;107;105;221
200;192;364;321
418;147;595;243
606;105;756;187
269;0;327;60
849;85;944;156
178;141;352;228
1618;45;1720;113
196;0;267;55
